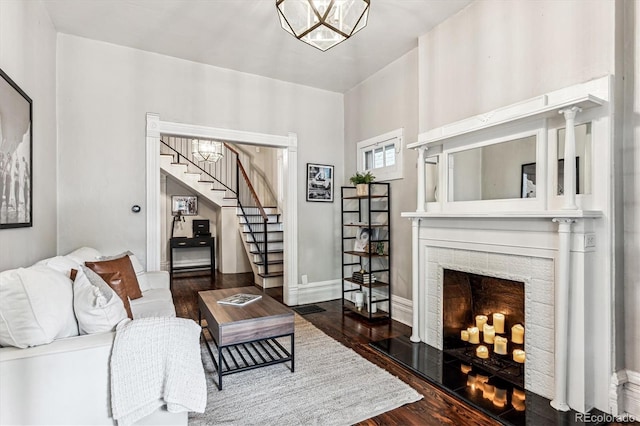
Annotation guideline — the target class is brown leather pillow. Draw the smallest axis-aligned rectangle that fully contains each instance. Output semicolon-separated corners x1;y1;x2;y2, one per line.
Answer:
85;255;143;300
98;271;133;319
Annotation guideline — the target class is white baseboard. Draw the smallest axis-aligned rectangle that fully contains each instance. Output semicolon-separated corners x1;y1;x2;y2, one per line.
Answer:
624;370;640;418
296;280;415;327
296;279;341;305
391;295;413;326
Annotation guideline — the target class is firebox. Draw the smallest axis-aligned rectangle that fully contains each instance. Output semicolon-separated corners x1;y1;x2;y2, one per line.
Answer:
442;269;525;388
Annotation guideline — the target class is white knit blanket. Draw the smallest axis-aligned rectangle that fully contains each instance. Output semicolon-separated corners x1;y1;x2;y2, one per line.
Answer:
110;317;207;426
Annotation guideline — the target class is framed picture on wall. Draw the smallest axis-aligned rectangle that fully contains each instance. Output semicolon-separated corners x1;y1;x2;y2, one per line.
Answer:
0;68;33;229
520;158;580;198
172;195;198;216
306;163;334;202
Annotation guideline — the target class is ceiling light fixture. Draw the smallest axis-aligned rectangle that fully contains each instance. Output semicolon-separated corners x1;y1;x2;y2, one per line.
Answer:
192;139;223;163
276;0;370;51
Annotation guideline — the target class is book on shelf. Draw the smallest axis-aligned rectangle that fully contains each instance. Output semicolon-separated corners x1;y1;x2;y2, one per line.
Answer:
352;271;376;283
217;293;262;306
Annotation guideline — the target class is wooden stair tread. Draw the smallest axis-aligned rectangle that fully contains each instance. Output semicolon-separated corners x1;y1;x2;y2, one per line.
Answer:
250;249;284;254
254;260;284;266
258;272;284;278
249;239;283;244
243;230;283;234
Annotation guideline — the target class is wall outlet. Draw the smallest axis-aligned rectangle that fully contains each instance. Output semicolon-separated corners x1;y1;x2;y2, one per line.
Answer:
301;274;308;285
585;234;596;248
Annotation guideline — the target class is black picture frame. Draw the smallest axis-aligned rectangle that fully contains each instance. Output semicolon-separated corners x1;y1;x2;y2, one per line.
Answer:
520;157;580;198
171;195;198;216
306;163;334;202
0;68;33;229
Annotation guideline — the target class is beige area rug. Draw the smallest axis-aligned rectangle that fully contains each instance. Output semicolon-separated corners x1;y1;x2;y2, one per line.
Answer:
190;315;422;425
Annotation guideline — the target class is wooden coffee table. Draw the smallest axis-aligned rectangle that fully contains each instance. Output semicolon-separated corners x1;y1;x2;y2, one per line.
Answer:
198;287;295;389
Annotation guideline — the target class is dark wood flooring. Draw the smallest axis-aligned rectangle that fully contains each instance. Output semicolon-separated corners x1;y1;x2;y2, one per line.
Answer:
171;272;631;426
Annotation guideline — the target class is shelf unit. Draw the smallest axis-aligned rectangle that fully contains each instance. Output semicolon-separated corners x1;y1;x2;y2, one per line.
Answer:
341;182;391;320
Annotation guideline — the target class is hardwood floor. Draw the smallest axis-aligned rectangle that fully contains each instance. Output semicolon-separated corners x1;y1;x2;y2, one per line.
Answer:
171;273;631;426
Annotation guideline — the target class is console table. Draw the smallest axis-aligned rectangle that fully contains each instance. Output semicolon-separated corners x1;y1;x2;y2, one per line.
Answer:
169;236;215;285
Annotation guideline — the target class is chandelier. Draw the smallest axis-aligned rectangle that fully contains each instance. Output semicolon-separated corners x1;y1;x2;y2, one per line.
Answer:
192;139;223;163
276;0;370;51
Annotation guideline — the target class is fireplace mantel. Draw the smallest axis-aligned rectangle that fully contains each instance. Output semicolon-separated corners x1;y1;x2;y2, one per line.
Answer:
401;210;602;220
403;76;616;414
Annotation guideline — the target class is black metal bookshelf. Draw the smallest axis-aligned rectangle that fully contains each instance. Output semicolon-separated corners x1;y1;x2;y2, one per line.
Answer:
341;182;391;321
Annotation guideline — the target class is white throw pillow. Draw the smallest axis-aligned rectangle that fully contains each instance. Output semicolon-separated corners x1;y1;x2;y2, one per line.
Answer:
35;255;78;277
0;265;79;348
66;247;102;265
73;266;128;335
98;251;150;292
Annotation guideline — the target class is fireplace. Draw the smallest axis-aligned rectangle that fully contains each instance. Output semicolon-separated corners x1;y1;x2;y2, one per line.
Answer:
442;269;525;388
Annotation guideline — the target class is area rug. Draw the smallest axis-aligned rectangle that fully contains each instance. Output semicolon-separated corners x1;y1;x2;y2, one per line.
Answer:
190;315;422;425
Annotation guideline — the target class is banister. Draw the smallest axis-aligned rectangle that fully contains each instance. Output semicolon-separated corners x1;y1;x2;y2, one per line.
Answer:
237;160;269;222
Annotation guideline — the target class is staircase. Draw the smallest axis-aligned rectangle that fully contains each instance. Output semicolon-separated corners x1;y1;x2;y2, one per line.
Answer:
159;136;284;288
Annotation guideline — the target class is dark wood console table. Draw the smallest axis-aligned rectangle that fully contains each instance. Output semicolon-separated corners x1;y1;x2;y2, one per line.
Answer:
169;236;215;286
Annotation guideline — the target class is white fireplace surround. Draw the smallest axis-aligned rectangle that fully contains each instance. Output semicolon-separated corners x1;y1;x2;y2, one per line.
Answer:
426;247;555;400
403;76;616;414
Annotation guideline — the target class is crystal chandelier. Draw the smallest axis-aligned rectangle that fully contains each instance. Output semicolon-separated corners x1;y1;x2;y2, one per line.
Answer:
192;139;223;163
276;0;370;51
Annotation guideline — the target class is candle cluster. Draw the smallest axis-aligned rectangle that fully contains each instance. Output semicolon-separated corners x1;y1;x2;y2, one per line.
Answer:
462;364;526;410
461;313;525;363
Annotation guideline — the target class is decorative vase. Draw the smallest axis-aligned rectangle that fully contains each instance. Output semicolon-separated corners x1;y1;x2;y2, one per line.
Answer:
356;183;368;197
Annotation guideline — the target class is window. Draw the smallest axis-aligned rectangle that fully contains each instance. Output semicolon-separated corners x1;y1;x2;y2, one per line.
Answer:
357;128;404;181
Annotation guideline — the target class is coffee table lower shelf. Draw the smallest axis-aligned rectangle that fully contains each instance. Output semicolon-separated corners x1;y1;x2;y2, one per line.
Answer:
201;328;294;390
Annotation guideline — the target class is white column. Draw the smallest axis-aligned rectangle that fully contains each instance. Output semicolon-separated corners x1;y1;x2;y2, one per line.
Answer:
416;146;427;212
410;218;421;342
559;107;581;210
550;217;575;411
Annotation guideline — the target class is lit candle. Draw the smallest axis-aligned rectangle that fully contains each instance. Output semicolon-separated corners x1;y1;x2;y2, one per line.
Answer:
460;364;472;374
512;388;526;401
493;388;507;408
483;323;495;344
513;349;526;363
494;336;508;355
512;399;526;411
493;313;505;333
467;375;476;390
475;315;488;330
461;330;469;342
511;324;525;344
483;384;495;400
476;345;489;359
467;327;480;344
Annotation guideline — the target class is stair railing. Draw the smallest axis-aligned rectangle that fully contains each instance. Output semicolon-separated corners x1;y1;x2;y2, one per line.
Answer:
159;136;272;276
224;143;270;275
160;137;237;198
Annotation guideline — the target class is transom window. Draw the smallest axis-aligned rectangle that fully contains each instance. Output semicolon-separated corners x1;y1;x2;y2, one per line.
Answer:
357;128;404;181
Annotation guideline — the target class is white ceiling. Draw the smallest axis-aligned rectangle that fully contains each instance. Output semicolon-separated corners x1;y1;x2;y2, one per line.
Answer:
43;0;471;93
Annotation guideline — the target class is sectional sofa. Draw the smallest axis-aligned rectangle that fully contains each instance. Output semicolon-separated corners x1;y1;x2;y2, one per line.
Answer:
0;247;188;425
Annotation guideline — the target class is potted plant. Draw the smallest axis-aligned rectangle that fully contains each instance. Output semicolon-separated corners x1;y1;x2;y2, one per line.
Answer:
349;171;375;196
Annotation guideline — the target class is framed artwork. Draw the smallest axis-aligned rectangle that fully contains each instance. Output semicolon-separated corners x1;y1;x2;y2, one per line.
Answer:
0;68;33;229
172;195;198;216
306;163;334;202
520;158;579;198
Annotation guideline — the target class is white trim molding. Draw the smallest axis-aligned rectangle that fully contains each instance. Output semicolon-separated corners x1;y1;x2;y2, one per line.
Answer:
391;295;413;327
625;370;640;418
145;114;298;304
297;279;341;305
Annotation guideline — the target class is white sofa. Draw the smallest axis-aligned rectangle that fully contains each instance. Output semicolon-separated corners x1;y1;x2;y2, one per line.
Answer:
0;252;187;426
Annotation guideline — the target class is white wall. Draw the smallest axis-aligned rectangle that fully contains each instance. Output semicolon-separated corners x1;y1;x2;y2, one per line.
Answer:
0;0;57;270
344;49;419;300
418;0;615;132
56;34;344;284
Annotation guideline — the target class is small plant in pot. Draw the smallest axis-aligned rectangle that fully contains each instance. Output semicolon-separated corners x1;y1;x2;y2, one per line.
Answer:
349;171;375;196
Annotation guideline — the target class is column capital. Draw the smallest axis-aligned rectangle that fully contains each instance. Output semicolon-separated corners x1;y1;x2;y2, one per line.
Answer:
558;105;582;120
552;217;576;232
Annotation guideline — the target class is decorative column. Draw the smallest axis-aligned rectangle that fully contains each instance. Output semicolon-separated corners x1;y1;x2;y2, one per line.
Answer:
559;107;581;210
410;218;421;343
416;146;427;213
550;217;575;411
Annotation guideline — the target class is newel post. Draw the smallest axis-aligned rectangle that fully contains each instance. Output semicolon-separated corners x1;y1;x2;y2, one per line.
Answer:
559;106;581;210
